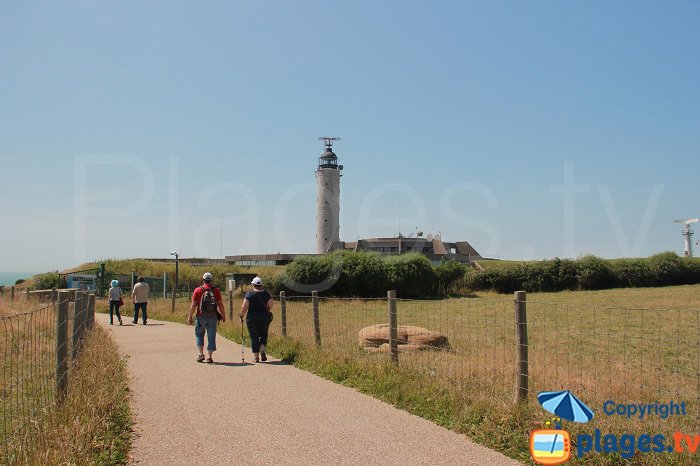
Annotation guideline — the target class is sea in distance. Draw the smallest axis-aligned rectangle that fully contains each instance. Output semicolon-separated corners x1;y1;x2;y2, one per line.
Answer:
0;272;36;286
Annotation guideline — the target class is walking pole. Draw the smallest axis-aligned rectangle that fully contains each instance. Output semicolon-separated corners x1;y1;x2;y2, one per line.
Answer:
240;317;245;364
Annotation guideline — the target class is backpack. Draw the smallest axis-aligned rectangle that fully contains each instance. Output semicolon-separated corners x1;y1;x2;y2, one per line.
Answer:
198;286;219;318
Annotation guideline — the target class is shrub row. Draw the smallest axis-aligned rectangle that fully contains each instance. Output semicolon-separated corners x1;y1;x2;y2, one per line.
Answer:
466;252;700;294
280;251;468;298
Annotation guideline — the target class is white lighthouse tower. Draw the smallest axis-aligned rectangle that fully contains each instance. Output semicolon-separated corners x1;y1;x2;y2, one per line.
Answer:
316;137;343;254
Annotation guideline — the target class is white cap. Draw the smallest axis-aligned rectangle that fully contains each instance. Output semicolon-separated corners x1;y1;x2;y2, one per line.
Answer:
251;276;262;286
203;272;213;281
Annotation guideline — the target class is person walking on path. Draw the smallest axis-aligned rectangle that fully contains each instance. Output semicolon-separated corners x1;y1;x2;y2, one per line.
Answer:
108;279;123;325
188;272;226;363
239;276;273;363
132;276;150;325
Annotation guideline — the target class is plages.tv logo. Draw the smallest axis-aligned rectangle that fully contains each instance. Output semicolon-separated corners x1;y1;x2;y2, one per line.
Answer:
530;390;594;465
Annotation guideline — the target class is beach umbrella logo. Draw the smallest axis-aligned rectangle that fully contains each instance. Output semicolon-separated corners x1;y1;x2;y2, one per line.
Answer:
530;390;594;465
537;390;594;424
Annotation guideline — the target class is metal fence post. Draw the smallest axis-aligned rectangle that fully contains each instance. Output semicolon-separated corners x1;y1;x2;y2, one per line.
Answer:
312;291;321;346
280;291;287;337
72;291;84;362
56;291;69;402
163;272;167;299
228;289;234;321
388;290;398;364
515;290;529;402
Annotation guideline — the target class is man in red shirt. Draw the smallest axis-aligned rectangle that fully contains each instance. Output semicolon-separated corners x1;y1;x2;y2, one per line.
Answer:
188;272;226;363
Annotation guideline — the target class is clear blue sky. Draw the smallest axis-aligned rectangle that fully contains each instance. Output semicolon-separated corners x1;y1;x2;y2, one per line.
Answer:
1;1;698;273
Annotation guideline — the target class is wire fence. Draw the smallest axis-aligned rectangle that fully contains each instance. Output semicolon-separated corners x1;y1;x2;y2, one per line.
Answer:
271;291;700;432
0;290;96;464
525;300;700;429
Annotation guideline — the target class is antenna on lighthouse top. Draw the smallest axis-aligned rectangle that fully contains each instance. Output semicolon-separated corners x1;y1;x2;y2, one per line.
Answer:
318;137;341;149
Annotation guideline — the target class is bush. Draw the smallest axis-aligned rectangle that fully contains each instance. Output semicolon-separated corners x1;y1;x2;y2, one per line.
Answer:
611;259;658;287
282;252;440;297
466;253;700;294
333;251;387;297
464;267;520;294
15;278;25;285
33;271;61;290
257;271;285;295
681;258;700;284
434;259;469;295
282;254;340;294
384;253;438;298
575;255;616;290
648;252;684;286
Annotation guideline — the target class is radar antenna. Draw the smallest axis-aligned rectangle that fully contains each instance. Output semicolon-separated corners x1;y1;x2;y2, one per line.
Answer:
318;137;341;149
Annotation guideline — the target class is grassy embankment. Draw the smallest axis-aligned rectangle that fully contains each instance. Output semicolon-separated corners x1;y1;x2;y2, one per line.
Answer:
0;298;131;464
125;284;700;465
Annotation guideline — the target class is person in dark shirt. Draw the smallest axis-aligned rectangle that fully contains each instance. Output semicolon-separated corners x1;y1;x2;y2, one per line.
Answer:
239;276;273;363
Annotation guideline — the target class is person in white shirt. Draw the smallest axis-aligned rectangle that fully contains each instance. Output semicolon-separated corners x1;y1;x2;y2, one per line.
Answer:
131;276;150;325
108;280;123;325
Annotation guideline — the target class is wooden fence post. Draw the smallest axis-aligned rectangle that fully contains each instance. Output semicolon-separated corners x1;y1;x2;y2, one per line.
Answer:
515;290;529;402
280;291;287;337
56;291;69;403
312;291;320;346
72;291;84;363
228;289;234;321
25;288;30;300
11;286;15;301
87;293;95;329
171;288;176;313
388;290;398;364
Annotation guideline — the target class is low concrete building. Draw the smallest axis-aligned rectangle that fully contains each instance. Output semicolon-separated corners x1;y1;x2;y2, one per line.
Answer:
328;236;481;264
226;236;481;266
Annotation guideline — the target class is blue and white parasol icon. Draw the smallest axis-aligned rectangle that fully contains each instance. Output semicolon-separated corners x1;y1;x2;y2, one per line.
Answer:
537;390;594;424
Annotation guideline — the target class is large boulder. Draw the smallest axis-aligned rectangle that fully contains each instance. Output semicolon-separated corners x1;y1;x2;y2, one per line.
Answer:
358;324;450;351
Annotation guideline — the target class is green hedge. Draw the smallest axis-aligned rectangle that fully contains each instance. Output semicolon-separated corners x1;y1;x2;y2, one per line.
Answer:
466;253;700;293
281;251;467;298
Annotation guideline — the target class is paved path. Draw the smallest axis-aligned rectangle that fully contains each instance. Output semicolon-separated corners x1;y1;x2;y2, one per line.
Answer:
98;314;522;466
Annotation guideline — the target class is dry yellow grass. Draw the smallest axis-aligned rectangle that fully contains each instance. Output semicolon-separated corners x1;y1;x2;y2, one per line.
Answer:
1;297;131;464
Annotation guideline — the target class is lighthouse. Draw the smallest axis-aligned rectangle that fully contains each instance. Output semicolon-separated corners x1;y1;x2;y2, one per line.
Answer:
316;137;343;254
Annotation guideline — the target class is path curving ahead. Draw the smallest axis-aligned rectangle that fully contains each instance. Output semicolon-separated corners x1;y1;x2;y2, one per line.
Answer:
97;314;523;466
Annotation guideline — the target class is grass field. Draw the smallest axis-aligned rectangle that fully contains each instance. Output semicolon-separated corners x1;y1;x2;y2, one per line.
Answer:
131;284;700;465
1;297;131;464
